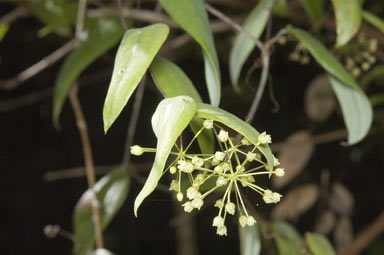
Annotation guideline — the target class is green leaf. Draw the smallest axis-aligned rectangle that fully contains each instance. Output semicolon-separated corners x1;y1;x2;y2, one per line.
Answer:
103;23;169;132
134;96;197;216
273;0;288;17
370;93;384;106
330;0;362;47
53;17;125;128
229;0;276;89
271;221;303;255
328;75;372;144
288;27;373;144
362;11;384;33
239;225;261;255
0;24;9;42
360;65;384;90
73;169;130;255
195;103;274;172
150;56;214;154
158;0;221;106
305;232;336;255
27;0;77;37
299;0;324;25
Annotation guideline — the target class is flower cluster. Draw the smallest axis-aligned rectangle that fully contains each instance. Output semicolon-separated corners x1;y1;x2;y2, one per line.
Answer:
131;120;284;236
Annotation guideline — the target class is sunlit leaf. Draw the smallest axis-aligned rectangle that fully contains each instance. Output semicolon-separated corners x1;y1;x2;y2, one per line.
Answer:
53;17;124;128
299;0;324;26
330;0;362;47
288;27;373;144
195;103;274;172
305;232;336;255
271;221;303;255
150;56;214;154
0;24;9;42
239;224;261;255
103;23;169;132
27;0;77;37
362;11;384;34
158;0;221;106
229;0;276;89
134;96;197;216
73;169;130;255
328;75;372;144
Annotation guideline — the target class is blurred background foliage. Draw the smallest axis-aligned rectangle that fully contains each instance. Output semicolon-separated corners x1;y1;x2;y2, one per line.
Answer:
0;0;384;254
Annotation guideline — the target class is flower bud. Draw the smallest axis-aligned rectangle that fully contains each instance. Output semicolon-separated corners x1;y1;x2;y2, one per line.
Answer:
169;166;177;174
187;186;199;199
239;215;247;227
218;130;229;142
274;168;285;177
214;199;224;209
246;216;256;226
130;145;144;156
203;119;214;129
216;176;228;186
192;156;204;167
212;216;225;227
214;151;225;161
176;192;184;202
225;202;236;215
258;132;272;144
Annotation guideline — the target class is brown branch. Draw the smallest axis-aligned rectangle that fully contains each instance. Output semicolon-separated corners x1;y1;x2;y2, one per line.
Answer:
338;211;384;255
0;6;28;26
68;84;104;249
0;39;78;90
75;0;88;39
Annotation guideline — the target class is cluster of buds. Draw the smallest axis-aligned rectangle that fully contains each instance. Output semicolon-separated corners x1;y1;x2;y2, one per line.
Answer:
341;34;378;77
131;120;284;236
289;42;311;65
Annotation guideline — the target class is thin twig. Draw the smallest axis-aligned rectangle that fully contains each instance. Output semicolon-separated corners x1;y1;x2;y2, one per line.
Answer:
0;6;28;26
121;76;146;169
75;0;88;39
116;0;129;30
0;39;78;90
68;84;104;249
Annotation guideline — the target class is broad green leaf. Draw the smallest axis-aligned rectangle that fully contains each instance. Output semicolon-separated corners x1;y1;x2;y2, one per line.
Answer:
229;0;276;89
299;0;324;25
328;75;372;144
361;65;384;90
73;169;130;255
330;0;362;47
158;0;221;106
288;27;373;144
150;56;214;154
27;0;77;37
53;17;124;128
239;224;261;255
288;26;359;90
362;11;384;33
195;103;274;172
103;23;169;132
271;221;303;255
370;93;384;106
305;232;336;255
134;96;197;216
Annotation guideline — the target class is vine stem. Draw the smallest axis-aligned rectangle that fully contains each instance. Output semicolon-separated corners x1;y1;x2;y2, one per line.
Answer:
69;84;104;249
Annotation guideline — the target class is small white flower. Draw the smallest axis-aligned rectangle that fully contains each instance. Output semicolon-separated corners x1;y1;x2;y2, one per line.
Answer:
182;201;194;213
216;225;227;236
222;162;230;172
218;130;229;142
214;199;224;209
203;119;214;129
216;176;227;186
214;164;223;173
187;186;199;199
246;152;257;162
169;180;179;191
241;138;251;146
258;132;272;144
239;215;247;227
225;202;236;215
192;197;204;210
192;156;204;167
274;168;285;177
176;192;184;202
246;216;256;226
130;145;144;156
169;166;177;174
273;156;280;166
263;189;274;204
211;158;220;166
272;192;282;203
214;151;225;161
177;160;194;173
212;216;225;227
193;174;205;186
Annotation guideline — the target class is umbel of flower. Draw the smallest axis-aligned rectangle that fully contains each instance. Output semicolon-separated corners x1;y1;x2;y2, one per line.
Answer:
131;120;283;236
